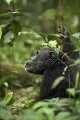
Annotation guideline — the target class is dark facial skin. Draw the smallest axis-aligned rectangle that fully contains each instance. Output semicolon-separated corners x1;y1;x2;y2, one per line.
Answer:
25;48;59;74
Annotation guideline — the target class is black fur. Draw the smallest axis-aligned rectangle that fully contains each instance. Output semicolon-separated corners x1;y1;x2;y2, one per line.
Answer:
25;32;79;100
61;31;79;60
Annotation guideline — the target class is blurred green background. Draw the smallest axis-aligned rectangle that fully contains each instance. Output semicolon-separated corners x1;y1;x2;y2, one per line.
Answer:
0;0;80;64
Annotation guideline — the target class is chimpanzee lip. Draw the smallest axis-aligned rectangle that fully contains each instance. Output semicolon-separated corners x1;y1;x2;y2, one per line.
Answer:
25;61;36;71
25;65;31;71
25;67;34;73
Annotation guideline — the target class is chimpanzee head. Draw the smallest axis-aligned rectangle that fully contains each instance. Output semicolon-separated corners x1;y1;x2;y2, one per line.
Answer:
25;48;59;74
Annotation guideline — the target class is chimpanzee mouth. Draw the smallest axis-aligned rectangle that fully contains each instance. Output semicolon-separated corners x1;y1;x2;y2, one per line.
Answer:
25;61;36;72
25;65;32;71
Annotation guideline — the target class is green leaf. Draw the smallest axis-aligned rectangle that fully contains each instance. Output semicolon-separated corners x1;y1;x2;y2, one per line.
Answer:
52;76;64;89
47;34;60;41
33;101;48;110
48;40;57;48
66;88;75;97
0;11;19;17
0;92;13;107
0;76;9;86
4;31;14;44
47;34;63;45
56;112;78;120
70;59;80;67
23;109;45;120
74;59;80;65
73;32;80;39
37;107;55;120
0;26;2;39
0;108;12;120
39;33;48;42
19;31;41;39
75;72;80;89
10;20;22;36
56;112;70;120
4;0;13;4
76;90;80;94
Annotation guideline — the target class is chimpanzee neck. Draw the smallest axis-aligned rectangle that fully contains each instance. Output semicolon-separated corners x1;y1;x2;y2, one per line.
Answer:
38;63;67;100
43;63;64;81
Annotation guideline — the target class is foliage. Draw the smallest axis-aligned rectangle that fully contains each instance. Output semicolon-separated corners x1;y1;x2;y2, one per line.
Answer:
0;92;13;107
0;0;80;63
0;0;80;120
0;95;80;120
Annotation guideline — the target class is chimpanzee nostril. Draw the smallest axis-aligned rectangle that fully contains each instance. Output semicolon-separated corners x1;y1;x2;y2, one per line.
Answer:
25;61;29;67
25;59;33;66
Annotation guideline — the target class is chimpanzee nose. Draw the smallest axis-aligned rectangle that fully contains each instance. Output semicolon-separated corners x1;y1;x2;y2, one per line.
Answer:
25;61;30;67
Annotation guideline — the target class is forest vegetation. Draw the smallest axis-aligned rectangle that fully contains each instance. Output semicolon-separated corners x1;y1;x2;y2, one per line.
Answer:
0;0;80;120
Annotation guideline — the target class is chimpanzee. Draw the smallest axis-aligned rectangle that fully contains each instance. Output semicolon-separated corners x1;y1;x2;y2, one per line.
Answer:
25;28;80;100
25;31;79;100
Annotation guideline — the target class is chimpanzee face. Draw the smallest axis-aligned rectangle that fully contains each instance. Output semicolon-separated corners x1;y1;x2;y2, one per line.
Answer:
25;48;59;74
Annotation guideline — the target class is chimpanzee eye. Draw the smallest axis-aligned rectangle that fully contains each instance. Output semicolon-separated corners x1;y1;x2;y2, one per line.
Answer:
36;50;39;54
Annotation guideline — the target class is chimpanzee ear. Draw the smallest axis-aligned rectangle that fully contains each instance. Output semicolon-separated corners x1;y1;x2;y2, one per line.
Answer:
50;51;55;58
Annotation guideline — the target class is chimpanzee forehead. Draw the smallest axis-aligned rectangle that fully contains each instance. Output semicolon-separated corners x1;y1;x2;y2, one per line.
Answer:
39;48;54;55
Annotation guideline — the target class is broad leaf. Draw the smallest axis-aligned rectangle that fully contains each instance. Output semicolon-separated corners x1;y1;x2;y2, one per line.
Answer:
33;101;48;110
4;0;13;4
66;88;75;97
52;76;64;89
0;26;2;39
73;32;80;39
75;72;80;89
47;34;60;41
0;92;13;107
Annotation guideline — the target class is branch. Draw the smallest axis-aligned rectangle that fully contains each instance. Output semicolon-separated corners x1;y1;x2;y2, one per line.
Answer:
59;52;74;66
